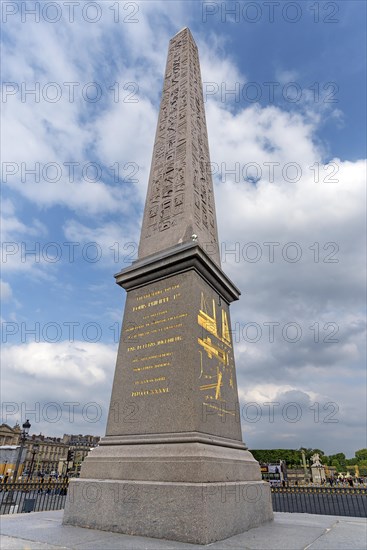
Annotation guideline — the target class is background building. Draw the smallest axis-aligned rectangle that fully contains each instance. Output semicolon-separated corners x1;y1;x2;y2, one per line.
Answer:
61;434;100;476
23;435;69;477
0;445;27;478
0;425;100;479
0;423;21;446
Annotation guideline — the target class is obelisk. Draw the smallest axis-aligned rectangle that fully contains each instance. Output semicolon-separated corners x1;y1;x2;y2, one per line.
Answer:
63;28;273;545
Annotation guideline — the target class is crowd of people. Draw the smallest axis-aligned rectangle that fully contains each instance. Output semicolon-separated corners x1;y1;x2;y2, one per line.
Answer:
285;477;367;488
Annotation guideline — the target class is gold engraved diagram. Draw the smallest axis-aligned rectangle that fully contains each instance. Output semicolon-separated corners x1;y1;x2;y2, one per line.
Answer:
198;293;235;414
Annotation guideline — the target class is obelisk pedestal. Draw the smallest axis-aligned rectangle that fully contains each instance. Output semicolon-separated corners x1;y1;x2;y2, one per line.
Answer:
63;28;273;545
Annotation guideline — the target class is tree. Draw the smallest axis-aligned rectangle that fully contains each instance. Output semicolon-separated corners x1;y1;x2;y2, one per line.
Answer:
328;453;346;472
251;449;301;467
358;460;367;476
355;449;367;462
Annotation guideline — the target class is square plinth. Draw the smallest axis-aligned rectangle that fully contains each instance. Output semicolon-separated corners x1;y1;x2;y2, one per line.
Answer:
63;478;273;545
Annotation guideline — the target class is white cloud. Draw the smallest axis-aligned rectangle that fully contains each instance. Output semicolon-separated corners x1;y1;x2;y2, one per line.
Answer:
63;218;140;267
201;96;365;455
1;280;12;301
1;200;52;277
2;341;116;385
1;1;191;216
1;341;117;437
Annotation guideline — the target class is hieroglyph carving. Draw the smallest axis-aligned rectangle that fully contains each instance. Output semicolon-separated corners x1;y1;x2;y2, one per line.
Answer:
140;29;219;259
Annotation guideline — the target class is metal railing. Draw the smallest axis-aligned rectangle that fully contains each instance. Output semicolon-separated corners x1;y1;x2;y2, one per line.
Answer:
271;486;367;517
1;481;366;518
0;480;69;515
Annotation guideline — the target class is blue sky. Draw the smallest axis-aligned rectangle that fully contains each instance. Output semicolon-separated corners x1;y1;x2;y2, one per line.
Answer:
1;0;366;458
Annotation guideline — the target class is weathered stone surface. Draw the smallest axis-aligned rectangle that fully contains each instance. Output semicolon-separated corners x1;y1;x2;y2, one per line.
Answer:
138;28;220;265
63;479;273;545
78;443;262;483
104;267;243;443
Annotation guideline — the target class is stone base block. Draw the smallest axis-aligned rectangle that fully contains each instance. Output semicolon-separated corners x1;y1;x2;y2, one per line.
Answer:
62;478;273;545
79;442;262;483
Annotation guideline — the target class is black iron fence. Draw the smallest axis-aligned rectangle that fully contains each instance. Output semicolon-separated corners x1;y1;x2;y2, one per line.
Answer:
1;481;366;518
0;480;69;515
271;486;367;518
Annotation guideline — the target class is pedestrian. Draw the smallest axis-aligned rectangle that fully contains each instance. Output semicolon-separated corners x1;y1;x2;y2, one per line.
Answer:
38;476;44;494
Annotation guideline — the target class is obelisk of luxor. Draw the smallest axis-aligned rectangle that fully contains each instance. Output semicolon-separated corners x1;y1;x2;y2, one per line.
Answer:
63;28;273;545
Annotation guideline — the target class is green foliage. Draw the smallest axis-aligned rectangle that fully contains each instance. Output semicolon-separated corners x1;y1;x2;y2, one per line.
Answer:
329;452;346;462
251;448;367;475
252;449;302;467
358;460;367;476
355;449;367;462
251;448;332;467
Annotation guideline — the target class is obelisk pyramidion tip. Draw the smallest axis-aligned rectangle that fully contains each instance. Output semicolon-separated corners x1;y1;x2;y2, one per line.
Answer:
171;26;190;38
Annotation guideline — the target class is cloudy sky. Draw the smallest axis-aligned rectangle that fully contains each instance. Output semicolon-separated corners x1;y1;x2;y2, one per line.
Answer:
1;1;366;458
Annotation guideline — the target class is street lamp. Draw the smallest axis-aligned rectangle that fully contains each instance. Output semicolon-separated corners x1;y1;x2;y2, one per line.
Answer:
13;419;31;483
27;443;39;481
